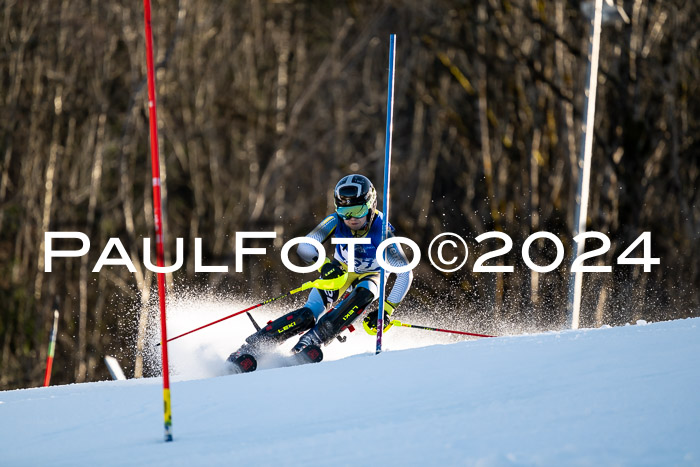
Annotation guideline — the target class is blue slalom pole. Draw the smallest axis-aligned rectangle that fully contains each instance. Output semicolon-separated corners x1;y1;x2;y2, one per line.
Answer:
376;34;396;355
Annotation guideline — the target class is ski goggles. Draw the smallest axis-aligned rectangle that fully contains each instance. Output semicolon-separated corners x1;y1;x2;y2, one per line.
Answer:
336;203;370;219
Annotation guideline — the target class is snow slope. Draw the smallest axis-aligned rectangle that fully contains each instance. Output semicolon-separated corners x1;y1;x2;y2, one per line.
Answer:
2;318;699;466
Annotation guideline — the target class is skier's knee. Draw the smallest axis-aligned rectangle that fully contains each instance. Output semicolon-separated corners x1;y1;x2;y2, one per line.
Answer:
351;286;375;309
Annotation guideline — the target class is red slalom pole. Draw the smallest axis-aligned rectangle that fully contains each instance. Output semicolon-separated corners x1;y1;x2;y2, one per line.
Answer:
390;320;496;338
43;307;59;387
143;0;172;442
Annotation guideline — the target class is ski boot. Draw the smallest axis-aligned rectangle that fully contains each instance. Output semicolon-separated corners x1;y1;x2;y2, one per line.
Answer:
227;347;258;374
291;332;324;365
297;344;323;364
291;329;324;362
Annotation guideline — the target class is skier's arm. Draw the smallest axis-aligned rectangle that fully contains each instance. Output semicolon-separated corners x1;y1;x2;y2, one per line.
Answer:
296;215;338;265
385;233;413;308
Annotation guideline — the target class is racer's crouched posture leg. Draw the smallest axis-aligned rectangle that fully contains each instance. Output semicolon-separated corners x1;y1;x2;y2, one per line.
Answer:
227;307;316;362
292;285;376;352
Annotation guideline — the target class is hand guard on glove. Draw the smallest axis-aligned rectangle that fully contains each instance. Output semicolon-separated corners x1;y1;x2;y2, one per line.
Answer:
319;258;345;280
363;301;397;335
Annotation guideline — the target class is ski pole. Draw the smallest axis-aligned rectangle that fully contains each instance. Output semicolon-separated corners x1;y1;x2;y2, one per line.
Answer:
158;275;347;345
390;320;495;338
43;300;60;387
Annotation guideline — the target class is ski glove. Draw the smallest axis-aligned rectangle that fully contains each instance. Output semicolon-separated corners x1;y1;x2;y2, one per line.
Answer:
363;301;397;335
319;258;345;280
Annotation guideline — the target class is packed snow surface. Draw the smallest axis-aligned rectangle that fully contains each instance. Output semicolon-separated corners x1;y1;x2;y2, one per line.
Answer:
2;317;699;466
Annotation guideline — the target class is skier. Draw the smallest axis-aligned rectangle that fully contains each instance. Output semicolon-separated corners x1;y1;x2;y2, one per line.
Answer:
227;174;413;373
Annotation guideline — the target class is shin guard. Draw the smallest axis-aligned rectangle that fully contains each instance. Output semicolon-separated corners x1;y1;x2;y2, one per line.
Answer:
315;287;374;345
245;307;316;349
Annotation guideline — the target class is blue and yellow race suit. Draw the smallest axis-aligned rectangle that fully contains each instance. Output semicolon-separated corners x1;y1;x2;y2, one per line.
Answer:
296;211;413;319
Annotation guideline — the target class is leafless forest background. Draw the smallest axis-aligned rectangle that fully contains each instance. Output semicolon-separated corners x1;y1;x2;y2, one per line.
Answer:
1;0;698;389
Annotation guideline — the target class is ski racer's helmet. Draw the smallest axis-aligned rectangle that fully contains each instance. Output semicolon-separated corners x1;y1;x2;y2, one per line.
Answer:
334;174;377;226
